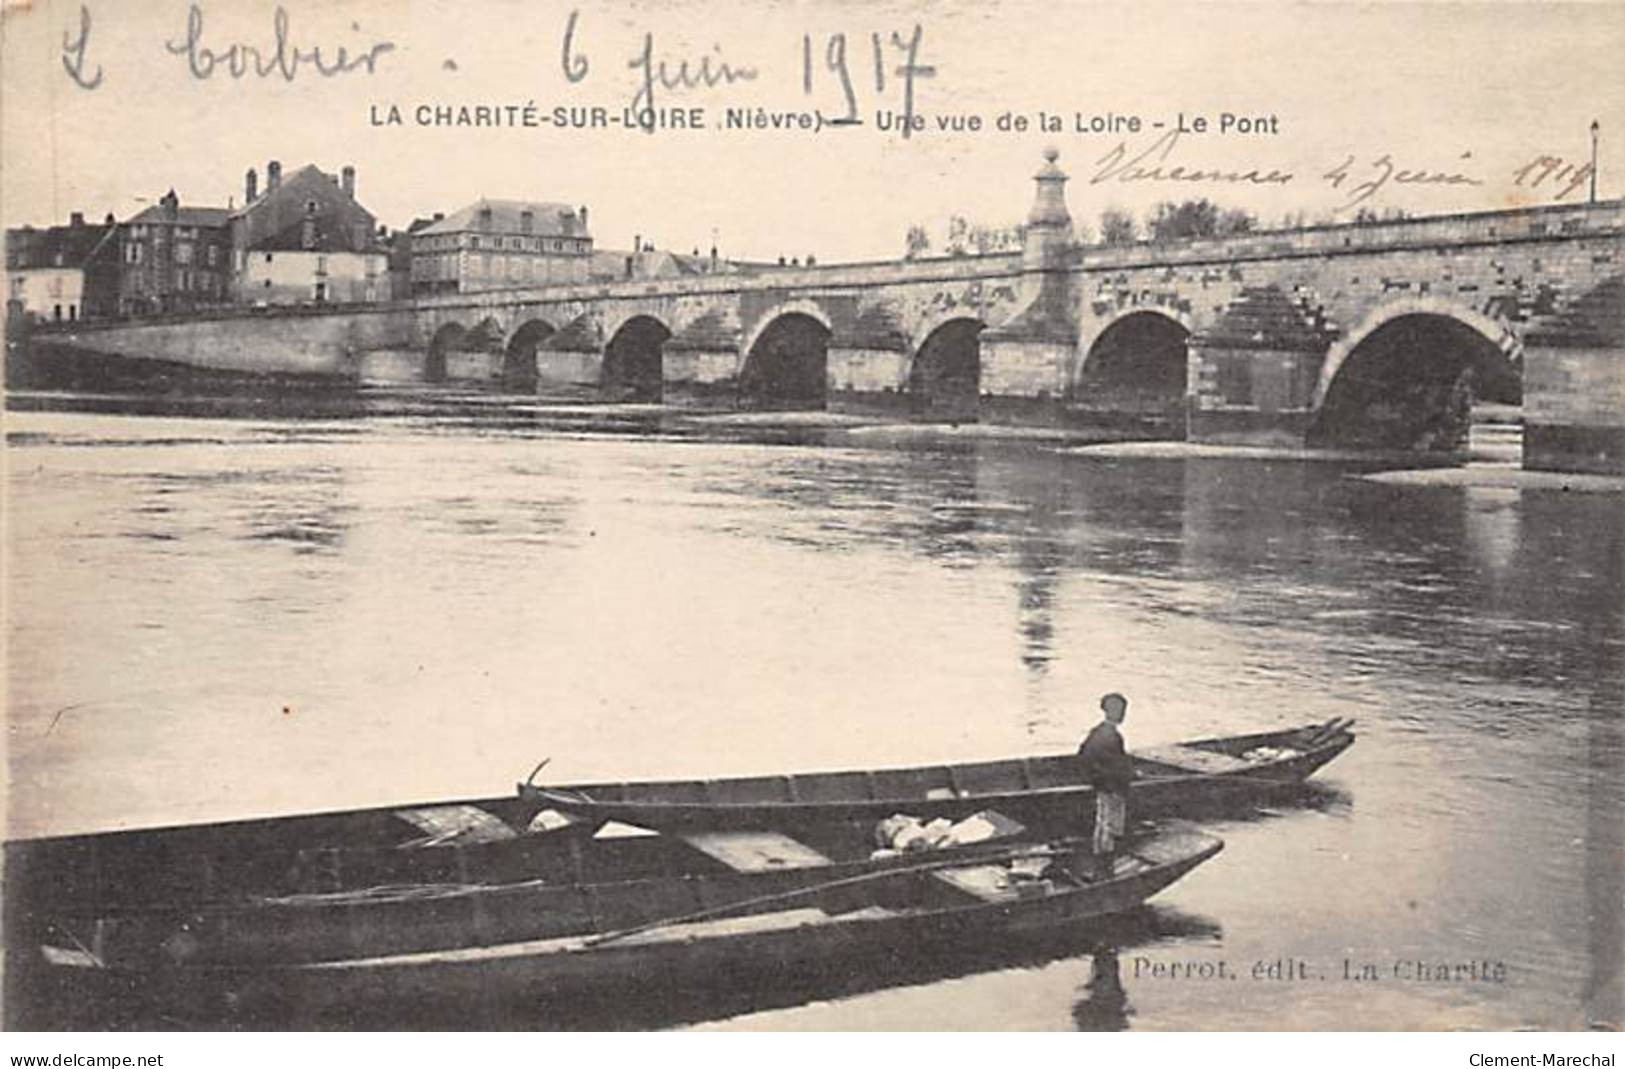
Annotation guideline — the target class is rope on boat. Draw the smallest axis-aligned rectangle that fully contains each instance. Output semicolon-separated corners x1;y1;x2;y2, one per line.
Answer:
252;877;552;908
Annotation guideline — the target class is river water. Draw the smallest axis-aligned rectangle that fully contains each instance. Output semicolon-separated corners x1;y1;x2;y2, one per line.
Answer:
4;389;1621;1030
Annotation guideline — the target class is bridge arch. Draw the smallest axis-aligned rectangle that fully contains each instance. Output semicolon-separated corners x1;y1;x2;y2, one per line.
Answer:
602;315;671;401
1315;297;1519;409
740;312;831;409
425;322;466;383
908;317;985;421
1310;300;1521;451
1076;308;1193;405
503;318;556;389
740;301;834;361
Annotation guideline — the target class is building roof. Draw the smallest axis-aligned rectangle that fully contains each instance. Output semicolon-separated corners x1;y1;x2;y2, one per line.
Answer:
127;205;232;228
5;219;121;270
420;199;588;238
231;165;345;219
230;164;382;253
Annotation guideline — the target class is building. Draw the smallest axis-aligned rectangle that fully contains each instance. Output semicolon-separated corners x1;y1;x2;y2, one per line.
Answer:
231;161;387;305
118;192;233;315
410;199;592;294
587;239;768;283
387;216;439;300
5;212;122;321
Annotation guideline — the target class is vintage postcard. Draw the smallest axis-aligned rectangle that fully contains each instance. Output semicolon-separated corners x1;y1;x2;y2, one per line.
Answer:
2;0;1621;1036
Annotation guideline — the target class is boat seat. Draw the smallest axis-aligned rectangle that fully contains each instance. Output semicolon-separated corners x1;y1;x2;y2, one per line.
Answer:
1132;744;1253;775
394;805;517;846
930;864;1026;903
679;831;833;873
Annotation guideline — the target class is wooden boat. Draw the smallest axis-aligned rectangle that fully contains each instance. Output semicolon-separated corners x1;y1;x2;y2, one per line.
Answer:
1;719;1347;916
520;718;1356;832
28;828;1222;1026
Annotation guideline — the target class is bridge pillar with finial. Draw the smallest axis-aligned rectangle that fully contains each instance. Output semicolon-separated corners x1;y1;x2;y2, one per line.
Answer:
980;147;1081;426
1022;145;1076;273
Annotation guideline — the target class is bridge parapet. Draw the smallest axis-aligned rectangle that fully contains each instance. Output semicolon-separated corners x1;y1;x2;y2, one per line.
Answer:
1074;199;1623;273
410;251;1027;313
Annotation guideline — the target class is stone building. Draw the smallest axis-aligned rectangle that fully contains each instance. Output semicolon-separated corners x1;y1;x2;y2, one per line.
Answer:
4;212;122;321
119;192;233;315
231;161;387;305
411;200;592;294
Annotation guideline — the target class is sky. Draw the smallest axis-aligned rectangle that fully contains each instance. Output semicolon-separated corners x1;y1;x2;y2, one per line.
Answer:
2;0;1622;262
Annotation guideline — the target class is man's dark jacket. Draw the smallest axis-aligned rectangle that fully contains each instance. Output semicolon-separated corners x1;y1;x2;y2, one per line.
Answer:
1077;721;1134;794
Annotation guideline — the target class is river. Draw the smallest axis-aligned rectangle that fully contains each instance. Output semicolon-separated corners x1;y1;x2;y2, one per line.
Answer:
4;389;1621;1030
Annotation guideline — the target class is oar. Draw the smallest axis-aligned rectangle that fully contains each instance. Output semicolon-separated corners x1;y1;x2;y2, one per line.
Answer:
582;842;1068;949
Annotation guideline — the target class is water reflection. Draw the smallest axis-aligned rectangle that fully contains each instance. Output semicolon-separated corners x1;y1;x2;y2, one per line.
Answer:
22;905;1219;1032
5;389;1621;1029
1071;946;1131;1032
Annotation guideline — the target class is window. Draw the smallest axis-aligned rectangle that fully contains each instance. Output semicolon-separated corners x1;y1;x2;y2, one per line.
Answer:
206;246;218;267
265;253;274;263
176;243;193;265
125;243;144;264
470;236;480;250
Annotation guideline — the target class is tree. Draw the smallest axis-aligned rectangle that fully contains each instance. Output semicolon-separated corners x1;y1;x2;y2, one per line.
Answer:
1099;207;1137;245
1216;208;1256;236
1147;199;1218;242
968;222;1028;253
904;224;931;259
1146;199;1257;242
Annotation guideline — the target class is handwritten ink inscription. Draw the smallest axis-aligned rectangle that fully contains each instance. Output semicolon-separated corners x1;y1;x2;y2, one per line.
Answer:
50;2;1602;214
164;5;395;81
61;4;103;90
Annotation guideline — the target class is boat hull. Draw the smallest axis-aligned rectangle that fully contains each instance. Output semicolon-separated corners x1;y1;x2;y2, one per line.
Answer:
30;832;1221;1028
523;725;1355;832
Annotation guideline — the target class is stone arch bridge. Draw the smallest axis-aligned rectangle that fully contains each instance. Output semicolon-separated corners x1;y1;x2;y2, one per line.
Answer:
26;153;1625;472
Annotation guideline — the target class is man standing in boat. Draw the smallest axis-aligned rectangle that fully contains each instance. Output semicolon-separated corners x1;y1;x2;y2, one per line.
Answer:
1076;692;1135;878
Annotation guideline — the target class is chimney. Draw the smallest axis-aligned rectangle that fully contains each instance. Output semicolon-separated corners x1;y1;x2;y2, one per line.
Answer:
267;160;282;191
70;212;85;228
579;205;588;231
341;166;355;198
633;234;641;255
161;189;180;219
246;168;258;202
432;212;444;222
